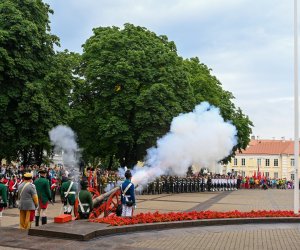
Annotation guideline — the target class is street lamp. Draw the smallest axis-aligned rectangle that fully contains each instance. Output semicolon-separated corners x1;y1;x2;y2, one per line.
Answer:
294;0;299;214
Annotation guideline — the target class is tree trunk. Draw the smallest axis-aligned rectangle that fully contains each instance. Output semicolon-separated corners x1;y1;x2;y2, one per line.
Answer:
107;155;113;170
34;146;44;166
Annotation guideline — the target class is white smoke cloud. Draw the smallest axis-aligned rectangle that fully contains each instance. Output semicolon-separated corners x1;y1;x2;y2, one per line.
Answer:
49;125;80;183
132;102;238;186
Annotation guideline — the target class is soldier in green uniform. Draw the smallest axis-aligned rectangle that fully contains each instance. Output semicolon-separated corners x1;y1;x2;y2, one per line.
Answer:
34;169;52;226
0;174;8;217
77;179;93;219
60;174;77;215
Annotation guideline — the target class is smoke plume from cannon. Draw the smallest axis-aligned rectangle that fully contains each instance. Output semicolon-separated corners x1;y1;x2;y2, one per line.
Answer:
132;102;238;187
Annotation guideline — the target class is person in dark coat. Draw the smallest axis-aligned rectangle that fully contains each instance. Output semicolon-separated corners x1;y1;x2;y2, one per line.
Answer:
34;168;52;226
0;174;8;217
121;170;135;217
77;179;93;219
60;174;77;215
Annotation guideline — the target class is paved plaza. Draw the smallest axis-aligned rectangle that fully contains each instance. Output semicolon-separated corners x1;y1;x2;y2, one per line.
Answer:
0;189;300;249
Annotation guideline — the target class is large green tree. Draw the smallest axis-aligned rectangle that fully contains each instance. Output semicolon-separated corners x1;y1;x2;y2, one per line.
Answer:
72;23;196;168
74;25;252;167
16;51;80;165
0;0;76;165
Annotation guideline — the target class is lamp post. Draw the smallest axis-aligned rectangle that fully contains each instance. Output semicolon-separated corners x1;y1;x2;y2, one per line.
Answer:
294;0;299;214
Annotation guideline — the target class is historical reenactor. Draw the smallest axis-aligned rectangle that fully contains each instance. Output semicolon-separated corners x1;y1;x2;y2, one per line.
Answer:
182;177;186;193
121;170;135;217
77;179;93;219
60;174;77;215
0;174;8;217
233;177;238;190
34;168;52;226
8;175;18;208
207;176;212;191
18;172;39;229
51;175;58;203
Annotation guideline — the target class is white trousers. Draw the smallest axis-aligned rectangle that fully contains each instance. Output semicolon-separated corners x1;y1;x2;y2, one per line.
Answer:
121;205;133;217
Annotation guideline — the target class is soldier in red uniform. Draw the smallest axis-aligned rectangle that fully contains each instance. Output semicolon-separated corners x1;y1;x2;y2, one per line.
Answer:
17;174;23;186
51;175;58;203
8;175;18;208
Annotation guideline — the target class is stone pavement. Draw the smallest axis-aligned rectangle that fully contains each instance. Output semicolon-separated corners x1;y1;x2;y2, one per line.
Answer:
0;189;300;249
1;223;300;249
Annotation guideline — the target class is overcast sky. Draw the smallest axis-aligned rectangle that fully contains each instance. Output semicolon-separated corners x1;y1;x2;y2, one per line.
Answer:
44;0;296;140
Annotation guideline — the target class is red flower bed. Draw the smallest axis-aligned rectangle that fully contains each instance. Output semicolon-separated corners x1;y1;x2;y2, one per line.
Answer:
90;210;300;226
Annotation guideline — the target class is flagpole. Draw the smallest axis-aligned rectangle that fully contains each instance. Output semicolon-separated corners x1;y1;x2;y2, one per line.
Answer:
294;0;299;214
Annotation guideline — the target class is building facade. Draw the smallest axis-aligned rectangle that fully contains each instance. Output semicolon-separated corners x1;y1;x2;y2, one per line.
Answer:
223;139;297;180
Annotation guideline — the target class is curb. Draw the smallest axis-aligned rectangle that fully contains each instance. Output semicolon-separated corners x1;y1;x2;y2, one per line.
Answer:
28;217;300;241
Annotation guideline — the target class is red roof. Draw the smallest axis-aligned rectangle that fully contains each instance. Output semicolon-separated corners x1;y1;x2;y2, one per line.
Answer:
237;139;300;155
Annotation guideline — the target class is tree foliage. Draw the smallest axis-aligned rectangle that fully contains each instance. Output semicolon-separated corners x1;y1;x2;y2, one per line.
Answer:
0;0;78;165
72;24;195;167
0;1;253;168
73;24;252;167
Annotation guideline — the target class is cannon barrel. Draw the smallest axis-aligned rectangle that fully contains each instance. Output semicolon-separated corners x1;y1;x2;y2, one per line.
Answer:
92;186;120;207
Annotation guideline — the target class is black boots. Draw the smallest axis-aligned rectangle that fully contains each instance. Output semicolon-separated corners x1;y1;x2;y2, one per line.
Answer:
36;216;47;226
35;216;40;227
41;217;47;225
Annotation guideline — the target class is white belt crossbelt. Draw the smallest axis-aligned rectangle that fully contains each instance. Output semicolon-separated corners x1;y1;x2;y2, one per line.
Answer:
78;196;90;213
64;191;76;195
64;181;74;198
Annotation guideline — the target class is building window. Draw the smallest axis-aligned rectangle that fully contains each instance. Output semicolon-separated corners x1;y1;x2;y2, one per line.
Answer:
274;159;278;167
233;158;237;166
291;174;295;180
274;172;278;179
265;159;270;166
241;171;245;177
257;158;261;166
241;158;245;166
291;158;295;166
265;172;269;177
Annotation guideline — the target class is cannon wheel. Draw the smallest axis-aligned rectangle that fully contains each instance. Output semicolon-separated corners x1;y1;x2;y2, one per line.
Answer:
89;203;106;220
104;189;121;217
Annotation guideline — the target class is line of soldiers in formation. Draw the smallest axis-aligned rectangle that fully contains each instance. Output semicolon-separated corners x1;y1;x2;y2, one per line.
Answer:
96;175;240;195
138;176;239;195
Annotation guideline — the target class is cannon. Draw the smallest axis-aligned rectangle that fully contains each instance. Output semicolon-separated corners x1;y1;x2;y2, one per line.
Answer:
77;186;121;219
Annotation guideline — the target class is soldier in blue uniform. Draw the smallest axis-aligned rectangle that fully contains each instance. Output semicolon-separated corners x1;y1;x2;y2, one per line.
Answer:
121;170;135;217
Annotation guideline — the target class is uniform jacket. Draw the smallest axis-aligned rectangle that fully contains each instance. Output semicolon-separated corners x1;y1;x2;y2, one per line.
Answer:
60;180;77;204
18;181;38;210
78;189;93;213
51;178;58;191
8;179;17;192
121;179;135;205
34;177;51;205
0;182;8;203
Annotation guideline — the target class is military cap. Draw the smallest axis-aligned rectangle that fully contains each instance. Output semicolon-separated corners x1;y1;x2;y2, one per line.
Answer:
39;168;47;174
